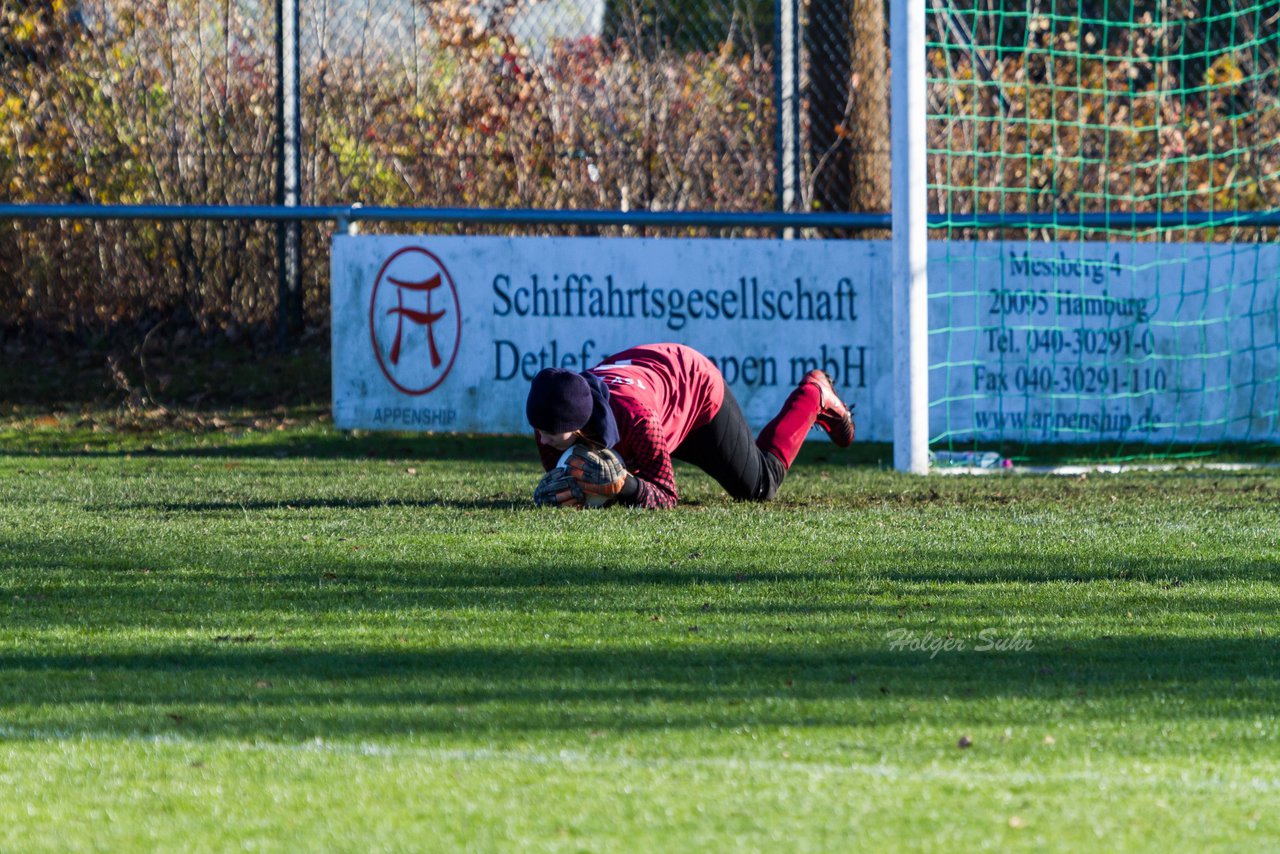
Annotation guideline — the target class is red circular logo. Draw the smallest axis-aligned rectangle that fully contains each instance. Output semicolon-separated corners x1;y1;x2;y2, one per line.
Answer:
369;247;462;395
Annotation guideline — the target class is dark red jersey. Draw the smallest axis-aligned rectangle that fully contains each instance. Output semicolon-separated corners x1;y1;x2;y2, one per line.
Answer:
590;344;725;449
536;343;725;508
589;344;725;508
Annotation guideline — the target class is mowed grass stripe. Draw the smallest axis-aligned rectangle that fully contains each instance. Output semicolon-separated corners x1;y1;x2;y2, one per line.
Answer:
0;426;1277;850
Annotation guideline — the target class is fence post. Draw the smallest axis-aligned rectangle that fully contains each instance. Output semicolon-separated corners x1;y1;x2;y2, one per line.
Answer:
774;0;802;237
276;0;302;347
891;0;928;473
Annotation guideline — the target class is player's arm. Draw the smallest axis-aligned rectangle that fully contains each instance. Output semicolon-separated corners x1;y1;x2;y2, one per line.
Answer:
614;412;678;509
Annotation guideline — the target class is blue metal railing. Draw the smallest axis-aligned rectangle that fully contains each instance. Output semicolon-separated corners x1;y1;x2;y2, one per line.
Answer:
4;203;1280;230
0;204;891;231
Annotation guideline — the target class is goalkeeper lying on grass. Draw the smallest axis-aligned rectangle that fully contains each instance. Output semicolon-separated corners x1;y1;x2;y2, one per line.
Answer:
528;342;854;509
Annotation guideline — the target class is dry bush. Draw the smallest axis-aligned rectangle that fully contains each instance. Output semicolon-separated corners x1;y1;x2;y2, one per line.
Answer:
1;0;776;342
303;2;775;215
1;0;277;341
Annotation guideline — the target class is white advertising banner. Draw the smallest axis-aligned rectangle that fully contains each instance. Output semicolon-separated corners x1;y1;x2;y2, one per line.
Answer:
934;241;1279;444
331;235;1280;443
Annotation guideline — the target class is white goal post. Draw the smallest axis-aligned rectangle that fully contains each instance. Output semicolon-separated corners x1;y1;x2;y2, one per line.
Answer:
891;0;929;474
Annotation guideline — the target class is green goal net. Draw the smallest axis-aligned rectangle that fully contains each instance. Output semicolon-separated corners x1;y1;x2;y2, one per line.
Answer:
926;0;1280;462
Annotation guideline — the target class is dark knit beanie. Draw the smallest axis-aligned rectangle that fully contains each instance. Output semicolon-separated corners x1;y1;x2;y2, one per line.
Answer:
526;368;593;433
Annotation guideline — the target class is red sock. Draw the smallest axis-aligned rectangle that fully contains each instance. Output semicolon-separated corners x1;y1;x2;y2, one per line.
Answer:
756;382;821;468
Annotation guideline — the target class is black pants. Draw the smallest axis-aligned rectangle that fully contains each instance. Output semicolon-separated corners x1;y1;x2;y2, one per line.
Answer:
671;386;786;502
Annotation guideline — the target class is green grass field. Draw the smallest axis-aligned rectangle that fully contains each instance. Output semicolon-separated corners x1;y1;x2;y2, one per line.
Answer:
1;417;1277;851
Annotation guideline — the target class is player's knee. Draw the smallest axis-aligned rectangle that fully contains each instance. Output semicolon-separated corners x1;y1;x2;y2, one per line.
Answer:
733;454;786;502
728;482;770;502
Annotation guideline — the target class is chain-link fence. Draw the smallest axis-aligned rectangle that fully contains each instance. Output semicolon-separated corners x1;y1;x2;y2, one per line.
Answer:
0;0;888;340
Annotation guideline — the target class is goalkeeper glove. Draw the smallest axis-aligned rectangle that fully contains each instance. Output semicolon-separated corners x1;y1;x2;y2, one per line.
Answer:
532;468;584;508
566;447;631;501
